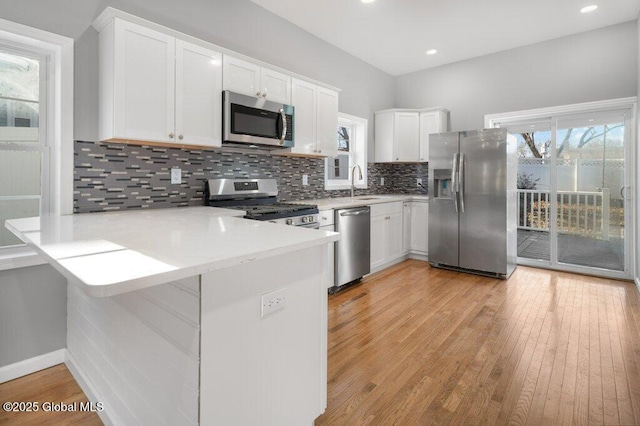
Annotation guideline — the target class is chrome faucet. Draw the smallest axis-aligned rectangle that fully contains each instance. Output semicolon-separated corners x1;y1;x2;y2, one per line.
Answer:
350;164;363;198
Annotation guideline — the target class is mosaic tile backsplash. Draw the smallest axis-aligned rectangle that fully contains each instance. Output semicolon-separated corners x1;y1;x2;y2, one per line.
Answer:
74;141;428;213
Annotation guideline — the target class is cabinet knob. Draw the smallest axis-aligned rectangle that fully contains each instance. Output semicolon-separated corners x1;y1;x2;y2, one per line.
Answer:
396;157;399;160
318;149;322;153
256;91;261;97
178;135;183;140
262;93;267;98
169;133;174;138
385;216;391;220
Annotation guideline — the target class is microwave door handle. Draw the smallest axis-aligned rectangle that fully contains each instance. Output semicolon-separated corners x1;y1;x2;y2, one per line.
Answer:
279;109;287;145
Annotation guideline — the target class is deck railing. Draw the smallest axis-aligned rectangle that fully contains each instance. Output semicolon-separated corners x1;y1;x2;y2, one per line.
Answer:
517;189;610;240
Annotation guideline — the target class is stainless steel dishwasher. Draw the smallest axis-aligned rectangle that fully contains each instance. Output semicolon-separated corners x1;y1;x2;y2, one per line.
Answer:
334;206;371;288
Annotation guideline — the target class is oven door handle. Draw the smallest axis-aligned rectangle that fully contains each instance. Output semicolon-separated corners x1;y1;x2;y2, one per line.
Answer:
279;109;287;145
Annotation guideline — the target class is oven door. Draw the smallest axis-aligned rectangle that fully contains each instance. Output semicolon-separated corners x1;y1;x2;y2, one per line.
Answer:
223;91;294;147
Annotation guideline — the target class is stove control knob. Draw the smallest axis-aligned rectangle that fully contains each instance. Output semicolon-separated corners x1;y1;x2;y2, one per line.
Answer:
301;217;308;223
286;219;294;225
308;216;315;222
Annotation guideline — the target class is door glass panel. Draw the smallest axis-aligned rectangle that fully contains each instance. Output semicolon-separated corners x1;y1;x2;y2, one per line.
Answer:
555;115;626;271
509;123;552;261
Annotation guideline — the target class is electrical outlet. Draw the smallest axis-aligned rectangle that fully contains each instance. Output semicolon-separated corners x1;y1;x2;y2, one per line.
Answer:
302;174;309;186
380;177;385;186
171;168;182;184
261;288;287;317
417;178;422;187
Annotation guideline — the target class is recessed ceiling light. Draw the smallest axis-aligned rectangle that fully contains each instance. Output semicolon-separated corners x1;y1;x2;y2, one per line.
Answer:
426;49;437;55
580;4;598;13
361;0;375;3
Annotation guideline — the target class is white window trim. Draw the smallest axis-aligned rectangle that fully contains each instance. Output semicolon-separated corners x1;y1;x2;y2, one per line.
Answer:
0;18;74;272
325;112;368;191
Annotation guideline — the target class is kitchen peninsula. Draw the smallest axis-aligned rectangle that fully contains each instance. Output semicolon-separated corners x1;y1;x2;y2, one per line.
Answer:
5;207;339;425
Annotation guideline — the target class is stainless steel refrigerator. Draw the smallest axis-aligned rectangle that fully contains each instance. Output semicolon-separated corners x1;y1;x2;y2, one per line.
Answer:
428;128;517;278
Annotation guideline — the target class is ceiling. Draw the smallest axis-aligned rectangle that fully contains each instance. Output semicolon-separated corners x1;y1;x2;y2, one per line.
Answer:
250;0;640;76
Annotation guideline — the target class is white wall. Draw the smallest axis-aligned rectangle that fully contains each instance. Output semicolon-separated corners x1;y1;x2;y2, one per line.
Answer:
395;21;638;132
0;265;67;367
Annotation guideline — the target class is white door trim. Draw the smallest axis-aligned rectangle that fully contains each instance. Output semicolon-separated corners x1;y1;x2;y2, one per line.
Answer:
485;98;636;281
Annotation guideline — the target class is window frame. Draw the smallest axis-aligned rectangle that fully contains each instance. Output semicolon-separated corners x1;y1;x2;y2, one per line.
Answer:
0;18;74;271
325;113;368;191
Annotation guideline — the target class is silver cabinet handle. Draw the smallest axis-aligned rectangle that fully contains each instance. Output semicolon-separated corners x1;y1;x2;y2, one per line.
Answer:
279;109;287;145
169;133;174;138
178;135;183;140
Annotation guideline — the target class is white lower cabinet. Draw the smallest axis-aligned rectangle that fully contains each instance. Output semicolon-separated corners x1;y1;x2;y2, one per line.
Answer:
370;202;404;270
410;201;429;256
319;209;335;289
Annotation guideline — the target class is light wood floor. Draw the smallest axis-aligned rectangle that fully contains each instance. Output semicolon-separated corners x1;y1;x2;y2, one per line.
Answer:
316;260;640;425
0;364;102;425
1;261;638;425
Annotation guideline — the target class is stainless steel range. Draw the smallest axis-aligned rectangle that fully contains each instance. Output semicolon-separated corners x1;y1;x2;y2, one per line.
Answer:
205;178;319;228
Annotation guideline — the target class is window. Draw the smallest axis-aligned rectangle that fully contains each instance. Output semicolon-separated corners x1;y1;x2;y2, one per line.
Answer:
0;18;74;270
325;113;367;190
0;49;45;249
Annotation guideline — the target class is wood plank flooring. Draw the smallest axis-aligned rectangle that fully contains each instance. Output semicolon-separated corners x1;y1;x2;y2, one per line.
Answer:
1;261;638;425
0;364;102;425
316;260;640;425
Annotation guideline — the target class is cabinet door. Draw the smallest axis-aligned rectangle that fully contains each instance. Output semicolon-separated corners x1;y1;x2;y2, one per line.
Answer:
370;215;387;270
261;68;291;104
403;202;411;254
411;201;429;254
374;112;394;163
290;78;317;155
316;87;339;157
387;212;404;261
319;224;335;288
222;56;261;97
175;41;222;147
114;20;175;142
394;112;419;162
419;111;446;162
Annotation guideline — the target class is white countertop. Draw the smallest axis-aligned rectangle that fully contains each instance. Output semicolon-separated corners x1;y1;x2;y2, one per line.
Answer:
5;207;339;297
292;194;429;210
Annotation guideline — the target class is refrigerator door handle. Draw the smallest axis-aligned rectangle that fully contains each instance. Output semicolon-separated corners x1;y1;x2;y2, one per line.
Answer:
452;152;459;213
459;153;465;213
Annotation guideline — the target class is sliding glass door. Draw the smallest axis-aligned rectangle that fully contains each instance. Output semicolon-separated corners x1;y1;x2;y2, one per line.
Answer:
555;112;629;273
501;106;633;279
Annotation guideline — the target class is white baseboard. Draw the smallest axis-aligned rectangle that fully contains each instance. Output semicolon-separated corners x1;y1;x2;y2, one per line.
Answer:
0;349;65;384
64;350;115;426
408;253;428;262
635;277;640;293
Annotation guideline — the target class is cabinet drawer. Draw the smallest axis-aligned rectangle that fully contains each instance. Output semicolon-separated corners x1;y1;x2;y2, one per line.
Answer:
318;209;334;226
370;201;403;217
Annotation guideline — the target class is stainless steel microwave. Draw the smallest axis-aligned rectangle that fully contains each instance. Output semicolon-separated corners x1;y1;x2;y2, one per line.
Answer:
222;91;295;148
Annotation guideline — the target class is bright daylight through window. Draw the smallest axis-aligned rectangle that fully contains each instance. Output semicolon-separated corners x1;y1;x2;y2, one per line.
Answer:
325;113;367;190
0;49;45;248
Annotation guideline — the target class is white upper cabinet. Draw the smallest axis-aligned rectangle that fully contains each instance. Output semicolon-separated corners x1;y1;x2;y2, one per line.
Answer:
375;108;448;163
175;41;222;147
110;20;175;143
419;110;448;162
223;56;291;104
275;79;338;158
315;87;339;157
97;18;222;148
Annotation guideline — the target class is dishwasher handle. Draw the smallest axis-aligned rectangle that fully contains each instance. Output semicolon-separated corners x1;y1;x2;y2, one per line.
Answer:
339;207;370;217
